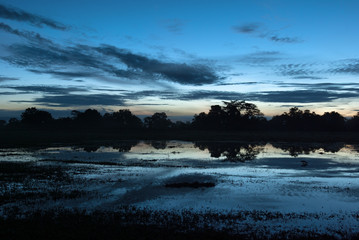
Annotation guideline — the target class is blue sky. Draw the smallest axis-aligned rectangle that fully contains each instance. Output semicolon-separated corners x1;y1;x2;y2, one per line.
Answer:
0;0;359;120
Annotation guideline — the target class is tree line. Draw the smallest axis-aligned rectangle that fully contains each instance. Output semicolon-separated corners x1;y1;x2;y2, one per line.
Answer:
1;100;359;131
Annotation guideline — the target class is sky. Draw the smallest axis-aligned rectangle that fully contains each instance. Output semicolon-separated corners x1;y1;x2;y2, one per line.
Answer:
0;0;359;120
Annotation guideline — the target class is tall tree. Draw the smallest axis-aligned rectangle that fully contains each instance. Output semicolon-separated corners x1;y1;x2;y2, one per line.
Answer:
144;112;172;129
21;107;53;125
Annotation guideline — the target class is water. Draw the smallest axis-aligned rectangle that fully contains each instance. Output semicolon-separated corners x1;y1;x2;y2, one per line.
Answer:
1;140;359;235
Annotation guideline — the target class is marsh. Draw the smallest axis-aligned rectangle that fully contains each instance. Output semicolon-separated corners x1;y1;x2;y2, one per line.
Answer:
1;140;359;239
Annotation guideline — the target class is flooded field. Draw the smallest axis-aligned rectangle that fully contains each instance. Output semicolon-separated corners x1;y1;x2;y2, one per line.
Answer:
1;140;359;238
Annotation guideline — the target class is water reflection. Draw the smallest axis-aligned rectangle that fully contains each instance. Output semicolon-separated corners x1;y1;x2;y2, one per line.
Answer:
145;140;168;150
271;142;345;157
195;142;265;162
78;140;140;153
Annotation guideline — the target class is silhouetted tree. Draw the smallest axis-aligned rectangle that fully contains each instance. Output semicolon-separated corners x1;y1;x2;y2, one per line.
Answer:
192;100;264;130
321;111;345;131
144;112;172;129
192;112;209;129
0;120;6;128
21;107;53;125
173;120;191;129
207;105;226;129
223;100;263;119
55;117;73;129
347;112;359;131
270;107;322;131
7;118;19;128
103;109;142;129
72;109;102;126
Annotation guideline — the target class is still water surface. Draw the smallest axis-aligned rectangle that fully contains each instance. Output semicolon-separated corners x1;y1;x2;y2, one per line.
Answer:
1;141;359;234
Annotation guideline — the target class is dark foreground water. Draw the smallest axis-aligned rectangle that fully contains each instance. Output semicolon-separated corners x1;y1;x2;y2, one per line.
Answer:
1;140;359;238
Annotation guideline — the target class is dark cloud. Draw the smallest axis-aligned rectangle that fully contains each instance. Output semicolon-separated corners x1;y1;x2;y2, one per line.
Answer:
280;105;305;108
2;43;139;80
12;94;126;107
279;83;359;94
0;91;25;95
29;69;97;78
331;59;359;75
5;85;88;94
178;91;246;101
276;59;359;78
276;63;315;77
0;4;67;30
270;35;300;43
0;75;19;82
233;22;300;44
93;88;127;93
232;23;261;33
0;22;51;43
291;76;324;80
161;19;184;33
215;81;258;86
255;90;358;103
2;39;220;85
95;45;220;85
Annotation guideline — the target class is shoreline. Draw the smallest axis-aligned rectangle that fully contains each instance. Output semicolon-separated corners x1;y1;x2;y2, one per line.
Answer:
1;129;359;147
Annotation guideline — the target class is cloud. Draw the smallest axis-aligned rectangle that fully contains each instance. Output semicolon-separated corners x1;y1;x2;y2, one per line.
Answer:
0;75;19;82
255;90;358;103
2;38;220;85
239;51;282;64
95;45;221;85
4;85;88;94
125;89;358;104
29;69;97;79
0;22;52;43
233;22;300;43
280;105;305;108
12;94;126;107
331;59;359;75
275;63;315;77
125;90;177;100
291;76;324;80
215;81;258;86
270;35;300;43
161;19;184;33
0;4;67;30
232;23;261;34
279;83;359;94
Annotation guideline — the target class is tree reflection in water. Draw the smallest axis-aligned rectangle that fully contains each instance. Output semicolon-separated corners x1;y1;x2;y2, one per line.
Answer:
195;142;265;162
78;140;139;153
145;140;168;150
271;142;345;157
112;140;140;152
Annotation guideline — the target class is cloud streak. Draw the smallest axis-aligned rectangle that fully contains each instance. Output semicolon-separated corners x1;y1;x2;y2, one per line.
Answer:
331;59;359;75
0;4;67;30
233;23;300;43
0;75;19;82
125;89;358;104
0;22;52;43
12;94;126;107
5;85;88;95
95;45;220;85
238;51;282;65
2;40;221;85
